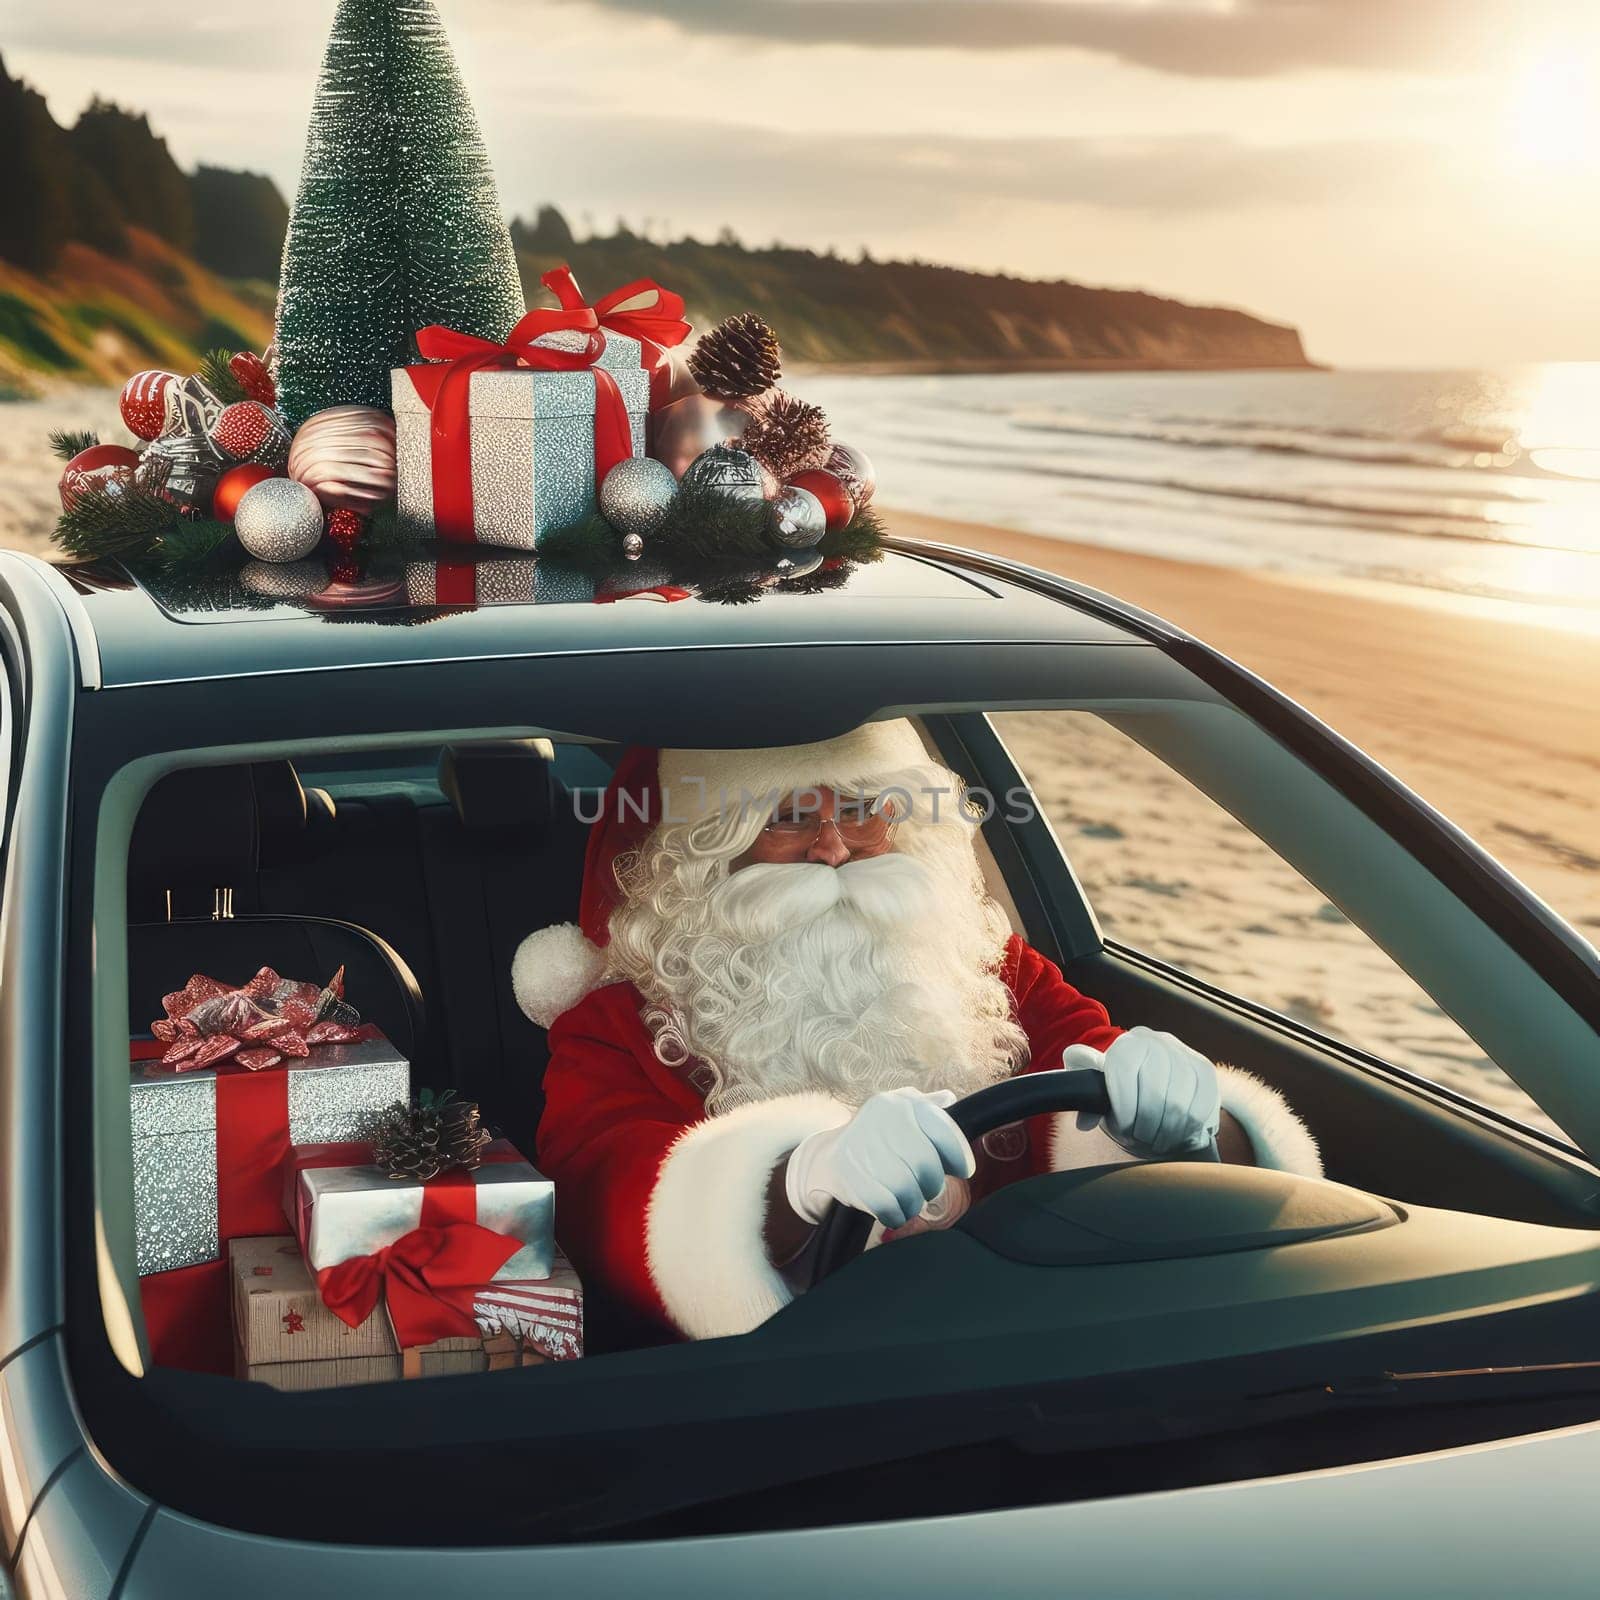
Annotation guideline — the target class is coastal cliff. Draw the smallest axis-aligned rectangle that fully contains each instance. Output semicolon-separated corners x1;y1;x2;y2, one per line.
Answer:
0;53;1312;395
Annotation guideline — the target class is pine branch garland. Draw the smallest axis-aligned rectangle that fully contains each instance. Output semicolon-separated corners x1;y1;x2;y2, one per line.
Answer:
195;348;250;406
817;503;887;562
48;428;101;462
148;518;236;569
52;475;180;562
650;475;776;563
52;466;243;569
542;481;888;572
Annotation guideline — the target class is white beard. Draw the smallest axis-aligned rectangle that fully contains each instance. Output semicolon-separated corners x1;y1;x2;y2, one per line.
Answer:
608;834;1028;1114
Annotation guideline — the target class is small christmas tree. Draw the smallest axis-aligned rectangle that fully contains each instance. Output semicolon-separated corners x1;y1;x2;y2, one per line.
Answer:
274;0;524;428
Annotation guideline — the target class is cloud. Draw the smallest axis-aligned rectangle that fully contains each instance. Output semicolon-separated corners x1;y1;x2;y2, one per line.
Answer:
497;113;1460;237
552;0;1536;78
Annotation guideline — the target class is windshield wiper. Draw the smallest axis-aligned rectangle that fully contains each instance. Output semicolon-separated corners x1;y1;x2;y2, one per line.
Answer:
546;1360;1600;1541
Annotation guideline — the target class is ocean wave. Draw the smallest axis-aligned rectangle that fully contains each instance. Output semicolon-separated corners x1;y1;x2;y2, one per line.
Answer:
1006;415;1495;472
906;452;1594;551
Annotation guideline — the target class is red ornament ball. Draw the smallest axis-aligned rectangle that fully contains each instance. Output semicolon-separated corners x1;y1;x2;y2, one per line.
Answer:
213;463;278;522
229;350;277;406
59;443;141;511
119;370;179;441
324;507;367;554
209;400;290;468
785;468;855;533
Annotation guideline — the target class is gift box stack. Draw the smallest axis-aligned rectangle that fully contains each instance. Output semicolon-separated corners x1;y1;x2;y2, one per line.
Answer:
133;967;580;1386
392;265;688;553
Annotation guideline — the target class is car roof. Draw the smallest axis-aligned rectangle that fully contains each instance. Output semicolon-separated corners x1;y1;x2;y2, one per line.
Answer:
35;540;1154;690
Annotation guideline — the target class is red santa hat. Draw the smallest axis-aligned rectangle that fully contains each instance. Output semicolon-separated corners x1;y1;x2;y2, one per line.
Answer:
511;719;932;1028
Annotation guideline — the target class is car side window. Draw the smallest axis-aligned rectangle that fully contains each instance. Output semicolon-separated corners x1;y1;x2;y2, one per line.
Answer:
990;709;1552;1135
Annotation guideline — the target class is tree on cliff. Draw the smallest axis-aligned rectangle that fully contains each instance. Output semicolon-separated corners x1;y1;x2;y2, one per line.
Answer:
71;99;194;253
511;205;576;256
0;58;74;271
190;167;289;282
274;0;524;427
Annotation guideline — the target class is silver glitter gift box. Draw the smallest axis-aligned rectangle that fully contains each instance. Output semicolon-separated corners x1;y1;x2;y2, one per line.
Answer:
129;1036;409;1278
290;1141;555;1282
392;333;651;551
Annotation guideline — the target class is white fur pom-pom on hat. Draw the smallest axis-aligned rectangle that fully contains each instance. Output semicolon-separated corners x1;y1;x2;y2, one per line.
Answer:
511;922;608;1028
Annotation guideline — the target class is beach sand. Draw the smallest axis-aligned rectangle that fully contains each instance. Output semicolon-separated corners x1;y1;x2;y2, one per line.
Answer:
890;510;1600;1133
891;508;1600;938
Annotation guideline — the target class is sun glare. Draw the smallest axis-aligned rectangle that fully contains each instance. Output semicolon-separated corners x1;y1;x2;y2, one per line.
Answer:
1507;53;1600;172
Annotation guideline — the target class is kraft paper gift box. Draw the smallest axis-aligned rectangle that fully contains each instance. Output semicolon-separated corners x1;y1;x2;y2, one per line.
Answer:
286;1137;556;1282
229;1236;581;1390
129;1034;409;1278
392;334;651;551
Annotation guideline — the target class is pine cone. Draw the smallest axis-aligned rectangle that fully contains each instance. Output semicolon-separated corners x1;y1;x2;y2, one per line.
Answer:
688;313;782;402
737;390;832;479
374;1091;490;1183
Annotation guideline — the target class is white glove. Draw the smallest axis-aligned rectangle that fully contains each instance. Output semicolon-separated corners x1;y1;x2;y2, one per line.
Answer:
784;1088;977;1229
1063;1026;1221;1156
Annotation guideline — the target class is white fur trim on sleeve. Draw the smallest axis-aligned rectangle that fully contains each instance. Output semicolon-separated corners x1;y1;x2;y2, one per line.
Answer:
510;922;607;1028
1044;1115;1138;1172
1215;1064;1322;1178
1045;1064;1321;1179
646;1091;853;1340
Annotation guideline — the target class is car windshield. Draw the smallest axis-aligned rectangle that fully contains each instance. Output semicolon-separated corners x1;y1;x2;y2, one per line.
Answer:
65;658;1600;1544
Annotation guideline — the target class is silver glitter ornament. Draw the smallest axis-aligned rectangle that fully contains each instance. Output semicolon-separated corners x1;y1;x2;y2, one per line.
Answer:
599;456;678;539
769;484;827;547
825;441;877;508
682;444;768;503
235;478;325;562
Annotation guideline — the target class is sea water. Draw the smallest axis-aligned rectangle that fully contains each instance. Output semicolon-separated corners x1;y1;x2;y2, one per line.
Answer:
797;363;1600;628
10;367;1600;630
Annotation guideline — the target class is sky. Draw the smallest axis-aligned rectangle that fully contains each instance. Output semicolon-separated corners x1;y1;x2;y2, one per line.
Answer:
7;0;1600;368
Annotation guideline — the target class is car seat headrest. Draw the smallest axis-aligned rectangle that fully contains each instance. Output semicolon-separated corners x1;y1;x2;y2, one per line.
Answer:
127;765;261;922
251;760;335;868
438;739;557;833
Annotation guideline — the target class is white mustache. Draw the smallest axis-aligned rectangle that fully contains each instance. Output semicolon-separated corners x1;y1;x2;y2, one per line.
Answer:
705;853;938;944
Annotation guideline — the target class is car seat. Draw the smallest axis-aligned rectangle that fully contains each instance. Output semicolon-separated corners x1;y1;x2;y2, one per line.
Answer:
126;763;425;1060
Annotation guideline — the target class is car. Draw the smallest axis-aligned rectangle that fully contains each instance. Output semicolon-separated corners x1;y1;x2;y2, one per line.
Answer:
2;536;1598;1596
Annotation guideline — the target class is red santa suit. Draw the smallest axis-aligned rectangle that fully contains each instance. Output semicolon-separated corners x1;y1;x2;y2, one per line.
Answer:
514;733;1321;1343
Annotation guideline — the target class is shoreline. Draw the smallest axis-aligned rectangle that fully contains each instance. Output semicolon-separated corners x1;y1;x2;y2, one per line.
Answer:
887;507;1600;941
791;356;1326;378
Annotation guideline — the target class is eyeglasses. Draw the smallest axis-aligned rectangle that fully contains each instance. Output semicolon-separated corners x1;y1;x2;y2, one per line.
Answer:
759;793;898;854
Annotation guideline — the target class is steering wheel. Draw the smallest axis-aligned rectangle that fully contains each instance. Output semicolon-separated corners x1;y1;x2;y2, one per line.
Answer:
808;1069;1219;1284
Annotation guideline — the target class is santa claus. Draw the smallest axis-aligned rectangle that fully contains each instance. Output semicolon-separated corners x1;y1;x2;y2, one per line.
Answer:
513;719;1320;1344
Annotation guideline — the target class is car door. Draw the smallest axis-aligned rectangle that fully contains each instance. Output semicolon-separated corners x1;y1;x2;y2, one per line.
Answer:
925;701;1600;1229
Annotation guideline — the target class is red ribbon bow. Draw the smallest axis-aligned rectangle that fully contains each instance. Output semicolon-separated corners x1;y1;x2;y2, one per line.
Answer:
316;1221;522;1349
407;301;635;544
541;264;691;412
